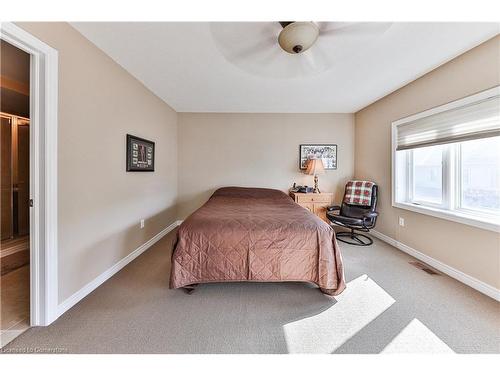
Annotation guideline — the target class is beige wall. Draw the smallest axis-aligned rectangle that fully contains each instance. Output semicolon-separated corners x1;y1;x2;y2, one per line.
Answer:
355;36;500;289
17;23;178;303
177;113;354;218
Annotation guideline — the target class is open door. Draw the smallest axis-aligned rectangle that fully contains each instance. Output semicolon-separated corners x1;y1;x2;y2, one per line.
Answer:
0;39;31;346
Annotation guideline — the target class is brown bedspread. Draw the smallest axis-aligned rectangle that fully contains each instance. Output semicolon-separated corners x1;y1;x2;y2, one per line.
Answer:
169;187;345;295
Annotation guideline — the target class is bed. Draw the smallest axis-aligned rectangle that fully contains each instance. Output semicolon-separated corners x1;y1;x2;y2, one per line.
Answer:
169;187;345;295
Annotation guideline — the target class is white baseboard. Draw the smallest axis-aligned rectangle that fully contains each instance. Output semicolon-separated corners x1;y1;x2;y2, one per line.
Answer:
57;221;180;319
370;230;500;302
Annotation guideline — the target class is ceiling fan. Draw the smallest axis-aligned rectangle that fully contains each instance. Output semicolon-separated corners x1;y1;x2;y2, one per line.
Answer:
210;22;393;78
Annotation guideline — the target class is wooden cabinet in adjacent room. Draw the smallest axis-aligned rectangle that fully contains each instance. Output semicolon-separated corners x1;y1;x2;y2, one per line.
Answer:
1;116;13;240
0;113;30;240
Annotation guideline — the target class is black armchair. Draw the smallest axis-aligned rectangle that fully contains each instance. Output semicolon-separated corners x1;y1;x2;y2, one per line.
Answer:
326;182;379;246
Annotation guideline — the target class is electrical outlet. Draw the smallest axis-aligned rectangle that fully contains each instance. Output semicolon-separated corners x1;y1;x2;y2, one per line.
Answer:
140;219;145;229
399;217;405;227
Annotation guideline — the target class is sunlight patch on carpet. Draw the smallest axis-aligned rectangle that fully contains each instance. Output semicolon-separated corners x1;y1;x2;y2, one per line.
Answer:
283;275;395;353
381;318;454;353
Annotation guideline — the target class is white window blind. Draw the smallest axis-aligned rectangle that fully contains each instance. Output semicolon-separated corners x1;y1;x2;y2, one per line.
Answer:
396;92;500;151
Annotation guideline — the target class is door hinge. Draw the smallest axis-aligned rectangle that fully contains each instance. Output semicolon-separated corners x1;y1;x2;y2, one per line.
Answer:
29;199;34;207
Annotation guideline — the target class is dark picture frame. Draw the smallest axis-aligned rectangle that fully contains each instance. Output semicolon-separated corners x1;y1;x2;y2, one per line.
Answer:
126;134;155;172
299;144;337;170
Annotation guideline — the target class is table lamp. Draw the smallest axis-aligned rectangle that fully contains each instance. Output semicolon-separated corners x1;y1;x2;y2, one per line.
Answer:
305;158;325;193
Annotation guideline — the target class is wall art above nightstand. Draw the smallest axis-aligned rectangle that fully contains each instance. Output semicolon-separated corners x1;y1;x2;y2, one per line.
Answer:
299;144;337;170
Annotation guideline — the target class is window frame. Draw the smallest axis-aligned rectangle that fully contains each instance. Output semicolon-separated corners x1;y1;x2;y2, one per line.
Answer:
391;87;500;233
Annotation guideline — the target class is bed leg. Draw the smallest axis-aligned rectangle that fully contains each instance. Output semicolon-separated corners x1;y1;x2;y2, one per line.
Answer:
183;284;198;294
320;287;335;296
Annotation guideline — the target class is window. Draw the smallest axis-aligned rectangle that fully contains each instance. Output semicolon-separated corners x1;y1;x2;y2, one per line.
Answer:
412;145;443;205
392;86;500;232
459;137;500;213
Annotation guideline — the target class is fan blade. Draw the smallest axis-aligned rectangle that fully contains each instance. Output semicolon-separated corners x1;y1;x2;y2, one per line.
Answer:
297;44;332;75
226;36;277;60
317;21;352;32
320;22;393;37
308;44;333;70
210;22;280;61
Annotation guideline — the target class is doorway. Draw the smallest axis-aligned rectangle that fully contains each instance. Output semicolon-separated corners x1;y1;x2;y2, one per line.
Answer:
1;39;31;345
1;23;58;346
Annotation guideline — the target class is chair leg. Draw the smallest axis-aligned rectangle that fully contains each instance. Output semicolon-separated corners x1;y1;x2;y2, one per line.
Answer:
335;229;373;246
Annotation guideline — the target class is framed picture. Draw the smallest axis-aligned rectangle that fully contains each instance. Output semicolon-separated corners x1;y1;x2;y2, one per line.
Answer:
299;144;337;170
126;134;155;172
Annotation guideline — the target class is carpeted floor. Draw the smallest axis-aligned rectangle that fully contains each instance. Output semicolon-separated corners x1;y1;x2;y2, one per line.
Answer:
2;229;499;353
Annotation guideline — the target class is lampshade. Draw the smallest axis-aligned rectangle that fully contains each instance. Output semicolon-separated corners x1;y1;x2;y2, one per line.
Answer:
305;158;325;175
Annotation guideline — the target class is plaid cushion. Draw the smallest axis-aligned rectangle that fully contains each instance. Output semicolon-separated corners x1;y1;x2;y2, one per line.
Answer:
343;180;375;206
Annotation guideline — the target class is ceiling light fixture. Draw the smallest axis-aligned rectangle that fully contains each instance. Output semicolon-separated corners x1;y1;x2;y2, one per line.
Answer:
278;21;319;54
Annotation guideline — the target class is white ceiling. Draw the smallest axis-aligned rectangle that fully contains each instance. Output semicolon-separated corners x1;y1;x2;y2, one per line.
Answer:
71;22;499;113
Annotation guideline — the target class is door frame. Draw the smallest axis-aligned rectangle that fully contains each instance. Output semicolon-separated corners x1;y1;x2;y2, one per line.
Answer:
1;22;58;326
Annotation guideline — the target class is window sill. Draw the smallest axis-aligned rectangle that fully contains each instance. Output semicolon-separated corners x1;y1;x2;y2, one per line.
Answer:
393;201;500;233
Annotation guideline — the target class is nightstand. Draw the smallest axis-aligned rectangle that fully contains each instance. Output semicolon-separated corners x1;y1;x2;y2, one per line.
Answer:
289;192;333;222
